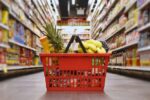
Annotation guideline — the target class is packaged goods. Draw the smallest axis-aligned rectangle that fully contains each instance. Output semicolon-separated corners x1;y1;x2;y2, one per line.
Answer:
2;10;9;25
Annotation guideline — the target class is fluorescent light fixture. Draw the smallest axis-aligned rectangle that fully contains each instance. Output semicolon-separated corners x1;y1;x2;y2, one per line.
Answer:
88;0;92;5
55;0;59;5
72;0;75;5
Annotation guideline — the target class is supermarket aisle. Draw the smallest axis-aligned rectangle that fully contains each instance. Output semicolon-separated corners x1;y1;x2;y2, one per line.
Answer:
0;72;150;100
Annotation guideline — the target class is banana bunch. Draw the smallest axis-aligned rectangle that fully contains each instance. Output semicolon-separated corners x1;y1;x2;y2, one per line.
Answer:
78;39;106;54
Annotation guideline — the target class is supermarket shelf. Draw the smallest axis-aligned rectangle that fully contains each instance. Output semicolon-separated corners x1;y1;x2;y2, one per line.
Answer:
0;65;43;79
0;0;10;9
105;26;125;41
108;66;150;72
100;0;118;21
139;0;150;10
125;24;138;34
0;65;43;72
124;0;137;14
0;23;9;30
0;43;10;48
102;7;125;32
111;41;138;52
138;45;150;52
8;39;37;52
9;10;40;37
138;22;150;32
108;66;150;80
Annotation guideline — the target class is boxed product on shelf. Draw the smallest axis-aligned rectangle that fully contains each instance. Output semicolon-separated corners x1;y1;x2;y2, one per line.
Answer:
139;51;150;66
9;19;16;39
6;53;19;65
138;31;150;48
139;8;150;26
32;35;36;49
110;52;126;66
6;55;19;66
2;9;9;25
116;33;126;47
0;48;6;64
2;30;8;43
13;22;25;44
0;29;3;42
119;15;127;26
20;47;34;65
126;8;139;30
25;29;31;46
126;30;140;44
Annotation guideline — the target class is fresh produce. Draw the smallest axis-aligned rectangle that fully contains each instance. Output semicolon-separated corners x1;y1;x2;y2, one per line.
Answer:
41;22;64;53
78;39;106;54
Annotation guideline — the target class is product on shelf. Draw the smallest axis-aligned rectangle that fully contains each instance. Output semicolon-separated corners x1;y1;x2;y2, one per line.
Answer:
9;19;15;39
138;31;150;48
0;5;2;22
0;29;3;42
139;51;150;66
2;30;8;43
13;22;25;44
139;8;150;26
20;47;34;65
2;9;9;25
6;45;20;65
126;47;140;66
0;48;6;64
126;30;140;44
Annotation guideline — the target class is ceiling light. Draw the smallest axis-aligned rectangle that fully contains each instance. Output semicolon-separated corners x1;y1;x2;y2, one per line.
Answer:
88;0;92;5
72;0;75;5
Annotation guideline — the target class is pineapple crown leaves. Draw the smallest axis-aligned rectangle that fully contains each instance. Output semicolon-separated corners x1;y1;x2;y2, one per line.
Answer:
44;22;63;52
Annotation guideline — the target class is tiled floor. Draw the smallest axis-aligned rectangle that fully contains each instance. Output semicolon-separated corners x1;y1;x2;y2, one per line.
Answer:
0;72;150;100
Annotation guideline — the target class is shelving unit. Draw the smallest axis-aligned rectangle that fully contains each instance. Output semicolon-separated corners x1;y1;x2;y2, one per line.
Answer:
105;26;125;41
138;23;150;32
8;39;37;52
0;43;10;48
0;23;9;30
109;66;150;72
138;46;150;52
0;0;10;9
102;6;125;32
9;10;40;37
0;65;43;72
100;0;118;22
139;0;150;10
0;0;46;69
124;0;137;14
110;41;138;52
125;24;138;34
89;0;150;68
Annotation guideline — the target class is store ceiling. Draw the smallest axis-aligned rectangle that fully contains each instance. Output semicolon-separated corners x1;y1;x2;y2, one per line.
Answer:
58;0;89;19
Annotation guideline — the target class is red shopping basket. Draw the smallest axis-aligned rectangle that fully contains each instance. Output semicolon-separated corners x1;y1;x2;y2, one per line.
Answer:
40;53;110;91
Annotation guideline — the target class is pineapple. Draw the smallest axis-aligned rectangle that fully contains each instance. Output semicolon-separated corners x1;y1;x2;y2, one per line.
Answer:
44;22;64;53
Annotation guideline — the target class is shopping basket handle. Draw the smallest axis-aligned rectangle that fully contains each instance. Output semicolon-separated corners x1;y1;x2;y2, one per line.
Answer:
99;41;109;53
64;35;87;53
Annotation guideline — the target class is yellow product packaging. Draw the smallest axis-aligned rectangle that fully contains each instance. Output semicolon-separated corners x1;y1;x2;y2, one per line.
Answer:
2;30;8;42
133;9;139;24
2;10;9;25
40;36;51;53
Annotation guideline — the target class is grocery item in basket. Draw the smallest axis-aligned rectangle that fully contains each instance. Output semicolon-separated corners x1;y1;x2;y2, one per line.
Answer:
78;39;106;53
